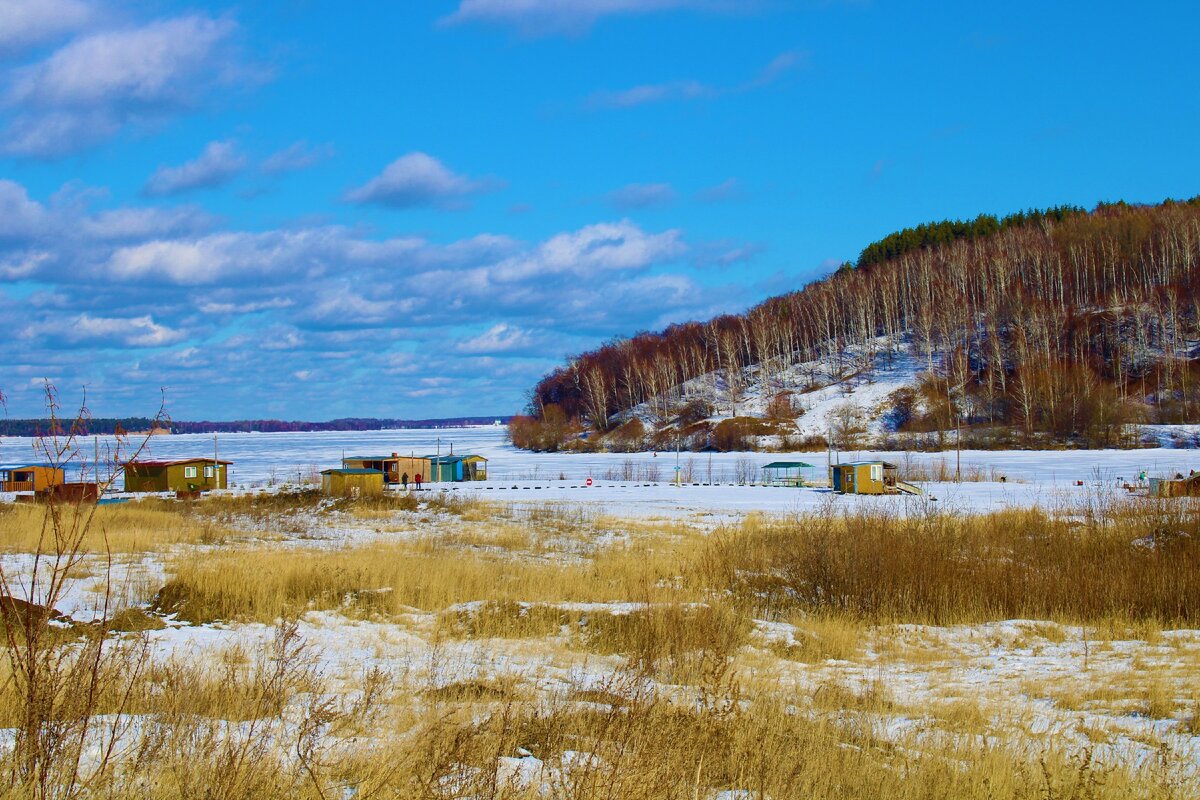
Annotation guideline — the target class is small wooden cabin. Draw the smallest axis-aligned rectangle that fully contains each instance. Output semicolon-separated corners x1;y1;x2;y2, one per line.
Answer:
343;454;431;486
342;452;489;484
1149;473;1200;498
460;455;488;480
830;461;898;495
0;464;65;493
321;468;384;497
123;459;231;493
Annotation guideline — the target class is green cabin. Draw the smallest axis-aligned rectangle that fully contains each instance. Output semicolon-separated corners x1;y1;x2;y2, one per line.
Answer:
123;459;231;493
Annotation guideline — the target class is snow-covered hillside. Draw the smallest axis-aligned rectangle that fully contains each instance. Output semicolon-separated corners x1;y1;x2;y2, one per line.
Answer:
615;337;924;444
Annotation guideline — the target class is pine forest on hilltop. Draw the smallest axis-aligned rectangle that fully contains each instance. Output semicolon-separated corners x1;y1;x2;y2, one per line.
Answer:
513;198;1200;452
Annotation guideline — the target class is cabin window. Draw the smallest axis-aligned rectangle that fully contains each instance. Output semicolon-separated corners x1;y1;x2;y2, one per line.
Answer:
184;466;198;478
204;465;215;478
870;464;882;481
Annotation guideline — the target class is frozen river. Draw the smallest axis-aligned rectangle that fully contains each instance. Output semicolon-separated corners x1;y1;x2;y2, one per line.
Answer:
0;424;1196;483
3;426;1198;516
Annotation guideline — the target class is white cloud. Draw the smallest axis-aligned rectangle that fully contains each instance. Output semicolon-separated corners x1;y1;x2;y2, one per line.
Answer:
695;177;743;202
1;108;118;156
3;14;252;157
80;205;216;240
0;176;737;419
490;219;685;281
198;298;294;315
144;140;246;196
344;152;498;209
606;182;678;210
24;313;185;347
302;288;412;327
0;250;50;279
587;80;708;109
456;323;535;354
585;49;805;111
261;141;335;175
107;230;325;285
0;0;92;53
443;0;735;35
0;179;48;239
9;15;236;108
691;239;764;267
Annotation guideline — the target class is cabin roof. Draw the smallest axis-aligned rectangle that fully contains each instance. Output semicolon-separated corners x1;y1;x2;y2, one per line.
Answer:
762;461;815;469
124;459;232;467
344;455;419;462
321;468;383;475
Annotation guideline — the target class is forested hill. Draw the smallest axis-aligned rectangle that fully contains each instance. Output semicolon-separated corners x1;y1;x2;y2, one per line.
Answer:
514;198;1200;452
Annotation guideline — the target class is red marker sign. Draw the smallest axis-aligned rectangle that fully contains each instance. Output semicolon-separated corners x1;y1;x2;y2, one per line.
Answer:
585;477;593;487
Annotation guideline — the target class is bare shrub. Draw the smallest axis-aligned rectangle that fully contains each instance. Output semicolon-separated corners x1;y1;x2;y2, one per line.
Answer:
0;385;162;797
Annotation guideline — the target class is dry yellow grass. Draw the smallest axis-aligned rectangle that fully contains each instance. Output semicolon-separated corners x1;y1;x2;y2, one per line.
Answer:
701;501;1200;625
0;501;236;553
1;487;1198;799
152;535;703;624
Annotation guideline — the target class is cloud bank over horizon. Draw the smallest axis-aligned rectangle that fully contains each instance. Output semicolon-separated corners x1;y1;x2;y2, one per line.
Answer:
0;174;739;419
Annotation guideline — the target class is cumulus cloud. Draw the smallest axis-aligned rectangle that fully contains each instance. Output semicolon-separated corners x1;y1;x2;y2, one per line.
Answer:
344;152;499;209
606;182;678;210
143;140;246;196
442;0;737;35
261;141;335;175
0;0;92;54
3;14;255;157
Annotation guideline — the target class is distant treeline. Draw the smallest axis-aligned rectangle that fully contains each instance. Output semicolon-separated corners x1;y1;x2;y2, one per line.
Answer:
0;417;511;437
855;205;1087;268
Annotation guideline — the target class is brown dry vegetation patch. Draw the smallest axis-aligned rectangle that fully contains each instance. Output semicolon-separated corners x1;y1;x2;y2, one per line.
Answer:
701;503;1200;625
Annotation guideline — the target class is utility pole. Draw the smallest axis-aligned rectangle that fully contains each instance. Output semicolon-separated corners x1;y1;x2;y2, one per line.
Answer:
956;411;962;482
675;438;681;487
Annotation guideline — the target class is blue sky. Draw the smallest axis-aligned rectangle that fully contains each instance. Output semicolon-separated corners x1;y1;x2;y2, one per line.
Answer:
1;0;1197;420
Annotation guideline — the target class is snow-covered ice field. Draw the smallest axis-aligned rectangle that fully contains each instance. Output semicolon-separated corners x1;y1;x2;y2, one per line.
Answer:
4;425;1197;516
